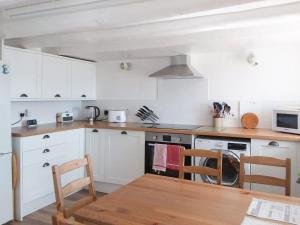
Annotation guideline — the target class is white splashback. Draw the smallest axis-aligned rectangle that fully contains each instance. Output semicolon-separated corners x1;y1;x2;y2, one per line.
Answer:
86;78;210;126
11;101;83;127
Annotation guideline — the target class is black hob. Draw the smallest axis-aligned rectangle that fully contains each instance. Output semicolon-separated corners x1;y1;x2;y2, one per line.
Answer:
142;123;201;130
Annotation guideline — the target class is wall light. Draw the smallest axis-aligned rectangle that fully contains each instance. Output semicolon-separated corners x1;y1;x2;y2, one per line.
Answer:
120;62;131;70
247;53;258;66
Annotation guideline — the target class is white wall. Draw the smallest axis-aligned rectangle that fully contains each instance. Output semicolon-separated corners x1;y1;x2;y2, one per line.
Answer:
192;46;300;127
83;58;210;125
84;46;300;128
11;101;82;127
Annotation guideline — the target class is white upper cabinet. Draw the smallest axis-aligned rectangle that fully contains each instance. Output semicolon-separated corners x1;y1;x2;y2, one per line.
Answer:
71;60;96;100
4;46;96;101
4;47;41;99
42;55;70;99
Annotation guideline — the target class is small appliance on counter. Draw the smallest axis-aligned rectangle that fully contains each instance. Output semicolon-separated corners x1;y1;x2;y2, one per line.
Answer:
56;112;74;123
26;119;37;128
108;109;127;123
272;108;300;134
86;106;101;121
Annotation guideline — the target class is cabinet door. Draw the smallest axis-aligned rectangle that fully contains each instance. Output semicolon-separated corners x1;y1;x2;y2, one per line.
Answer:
85;128;105;181
251;139;297;196
4;47;41;99
62;129;85;186
42;55;70;99
71;61;96;99
23;155;64;204
104;130;145;185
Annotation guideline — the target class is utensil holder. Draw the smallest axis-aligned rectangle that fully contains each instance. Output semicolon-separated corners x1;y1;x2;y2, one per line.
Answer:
213;118;223;130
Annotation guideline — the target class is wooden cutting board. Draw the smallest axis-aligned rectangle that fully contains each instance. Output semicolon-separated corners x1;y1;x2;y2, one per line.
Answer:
241;113;259;129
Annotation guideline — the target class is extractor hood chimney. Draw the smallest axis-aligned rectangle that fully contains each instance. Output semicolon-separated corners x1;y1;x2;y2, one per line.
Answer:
149;55;203;79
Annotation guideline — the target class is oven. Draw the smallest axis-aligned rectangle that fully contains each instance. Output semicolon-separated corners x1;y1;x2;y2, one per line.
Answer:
145;132;192;180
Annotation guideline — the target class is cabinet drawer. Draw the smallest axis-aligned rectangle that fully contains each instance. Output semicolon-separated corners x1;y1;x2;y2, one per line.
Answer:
23;144;66;167
22;132;66;151
254;140;290;148
23;156;65;204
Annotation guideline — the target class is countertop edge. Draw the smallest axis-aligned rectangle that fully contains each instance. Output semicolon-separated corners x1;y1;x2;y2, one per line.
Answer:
11;121;300;142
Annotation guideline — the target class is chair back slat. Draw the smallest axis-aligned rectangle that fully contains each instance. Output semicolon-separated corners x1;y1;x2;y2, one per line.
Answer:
180;149;222;158
244;175;286;187
179;148;222;185
63;177;91;197
182;166;219;177
59;158;88;175
52;154;97;220
239;154;291;196
242;156;287;167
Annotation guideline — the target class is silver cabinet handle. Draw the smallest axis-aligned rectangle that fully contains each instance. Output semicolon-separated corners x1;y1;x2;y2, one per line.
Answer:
268;141;279;147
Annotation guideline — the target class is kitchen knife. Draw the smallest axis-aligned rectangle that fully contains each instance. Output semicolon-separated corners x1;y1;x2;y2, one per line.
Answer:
136;113;145;121
140;109;158;122
143;106;159;120
138;108;157;122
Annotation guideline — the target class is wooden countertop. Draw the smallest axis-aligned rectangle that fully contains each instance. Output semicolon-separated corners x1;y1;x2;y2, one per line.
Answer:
11;121;300;141
73;174;300;225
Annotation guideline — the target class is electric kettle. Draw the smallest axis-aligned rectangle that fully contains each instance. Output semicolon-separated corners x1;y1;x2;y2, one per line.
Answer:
85;106;100;121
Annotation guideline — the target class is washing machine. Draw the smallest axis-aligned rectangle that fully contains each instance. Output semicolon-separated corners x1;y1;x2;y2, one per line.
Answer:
194;136;251;188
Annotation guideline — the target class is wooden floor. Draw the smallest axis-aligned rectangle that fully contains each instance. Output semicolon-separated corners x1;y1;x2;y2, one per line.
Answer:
7;190;106;225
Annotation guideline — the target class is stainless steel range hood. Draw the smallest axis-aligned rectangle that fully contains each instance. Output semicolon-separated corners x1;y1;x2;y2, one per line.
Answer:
149;55;203;79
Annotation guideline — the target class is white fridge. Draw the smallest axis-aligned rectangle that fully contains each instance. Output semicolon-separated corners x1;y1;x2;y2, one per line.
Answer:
0;46;13;224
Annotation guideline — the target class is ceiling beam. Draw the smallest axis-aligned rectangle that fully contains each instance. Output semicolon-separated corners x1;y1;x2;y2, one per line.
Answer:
2;0;299;38
7;1;300;48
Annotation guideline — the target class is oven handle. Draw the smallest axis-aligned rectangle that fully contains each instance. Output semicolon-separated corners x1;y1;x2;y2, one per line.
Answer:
147;143;156;147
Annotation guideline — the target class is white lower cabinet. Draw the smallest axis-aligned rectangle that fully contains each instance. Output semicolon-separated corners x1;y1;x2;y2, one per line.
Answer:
85;129;145;186
250;139;299;196
13;129;85;221
85;128;105;182
104;130;145;185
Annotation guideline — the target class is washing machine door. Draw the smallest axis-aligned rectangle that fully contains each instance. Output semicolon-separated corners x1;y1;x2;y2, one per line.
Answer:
200;150;240;187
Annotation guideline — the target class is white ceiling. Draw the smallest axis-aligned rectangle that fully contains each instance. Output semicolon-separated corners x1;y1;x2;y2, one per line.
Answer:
1;0;300;61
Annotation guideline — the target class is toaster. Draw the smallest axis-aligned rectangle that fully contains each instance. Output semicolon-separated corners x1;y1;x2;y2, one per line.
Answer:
56;112;74;123
108;110;127;123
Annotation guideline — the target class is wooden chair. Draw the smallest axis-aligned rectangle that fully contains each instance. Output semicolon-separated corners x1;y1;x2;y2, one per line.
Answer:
179;148;223;185
239;154;291;196
52;212;84;225
52;154;97;224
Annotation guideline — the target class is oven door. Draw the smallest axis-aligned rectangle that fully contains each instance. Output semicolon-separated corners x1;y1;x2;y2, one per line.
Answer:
145;141;191;180
199;150;240;187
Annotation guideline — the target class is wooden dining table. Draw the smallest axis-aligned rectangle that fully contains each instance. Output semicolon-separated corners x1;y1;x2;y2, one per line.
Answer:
73;174;300;225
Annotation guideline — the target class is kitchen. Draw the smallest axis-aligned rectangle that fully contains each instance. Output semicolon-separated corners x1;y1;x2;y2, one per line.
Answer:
2;0;300;225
